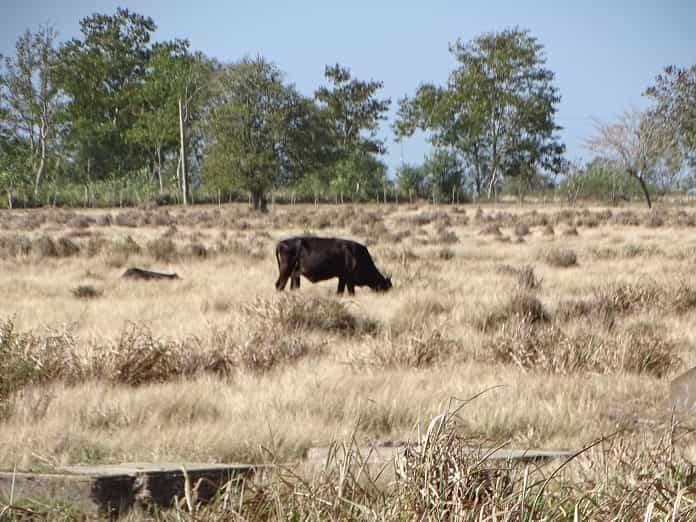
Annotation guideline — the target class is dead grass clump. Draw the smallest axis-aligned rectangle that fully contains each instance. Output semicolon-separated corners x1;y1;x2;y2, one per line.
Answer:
556;280;664;326
244;295;379;336
68;215;93;229
152;210;175;227
561;226;578;236
479;223;502;236
95;213;112;226
593;281;663;315
71;285;102;299
0;318;79;403
621;243;663;258
352;327;460;369
86;237;107;257
185;242;208;259
110;235;142;258
114;210;146;228
488;320;678;377
673;210;696;227
56;237;80;257
670;282;696;314
33;235;58;257
435;227;458;244
516;265;542;291
0;235;31;257
146;237;178;262
644;212;665;228
481;291;549;331
542;247;577;267
95;324;189;385
611;211;640;226
542;223;554;236
514;223;530;237
437;247;455;261
212;323;317;374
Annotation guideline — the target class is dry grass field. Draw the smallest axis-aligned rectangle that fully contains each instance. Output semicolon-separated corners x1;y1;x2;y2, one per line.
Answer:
3;202;696;518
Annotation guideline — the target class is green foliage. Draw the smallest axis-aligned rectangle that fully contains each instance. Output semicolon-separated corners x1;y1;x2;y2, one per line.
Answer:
330;151;387;202
396;162;428;200
315;63;390;157
396;27;564;198
203;56;331;209
57;9;158;178
423;148;465;202
0;25;62;194
645;64;696;167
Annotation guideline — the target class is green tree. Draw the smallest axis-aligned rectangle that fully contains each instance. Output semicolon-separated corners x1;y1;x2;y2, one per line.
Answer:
331;152;387;202
423;149;465;203
396;162;427;202
645;65;696;167
0;25;62;195
56;9;156;180
395;27;564;198
315;63;390;158
203;57;328;210
127;41;214;199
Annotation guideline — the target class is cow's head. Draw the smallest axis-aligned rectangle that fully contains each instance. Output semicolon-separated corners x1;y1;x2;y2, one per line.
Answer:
374;276;392;292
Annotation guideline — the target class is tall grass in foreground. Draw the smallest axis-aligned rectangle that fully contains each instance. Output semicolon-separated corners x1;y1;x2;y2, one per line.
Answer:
3;401;695;520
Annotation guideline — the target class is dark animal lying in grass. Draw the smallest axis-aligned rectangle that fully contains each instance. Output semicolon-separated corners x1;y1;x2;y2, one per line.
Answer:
275;236;391;295
121;267;179;280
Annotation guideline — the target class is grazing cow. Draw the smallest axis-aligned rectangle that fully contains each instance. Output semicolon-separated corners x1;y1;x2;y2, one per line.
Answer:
275;237;392;295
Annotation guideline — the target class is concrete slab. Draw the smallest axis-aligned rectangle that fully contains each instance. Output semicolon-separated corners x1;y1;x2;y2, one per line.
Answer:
0;462;258;517
306;444;574;465
671;366;696;413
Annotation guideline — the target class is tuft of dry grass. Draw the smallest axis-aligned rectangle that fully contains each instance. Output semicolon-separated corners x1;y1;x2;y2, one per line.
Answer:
487;320;679;377
351;326;460;369
243;295;379;336
71;285;102;299
481;291;549;332
542;247;577;267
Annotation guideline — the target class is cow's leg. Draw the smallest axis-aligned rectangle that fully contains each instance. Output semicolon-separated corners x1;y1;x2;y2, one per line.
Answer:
347;281;356;296
337;278;345;295
291;273;301;290
276;273;290;291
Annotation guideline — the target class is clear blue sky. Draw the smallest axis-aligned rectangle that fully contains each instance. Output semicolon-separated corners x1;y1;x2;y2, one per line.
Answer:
2;0;695;176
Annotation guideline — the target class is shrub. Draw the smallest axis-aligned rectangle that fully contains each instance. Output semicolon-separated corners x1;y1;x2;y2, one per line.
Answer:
243;295;379;336
514;223;530;237
481;291;549;332
33;236;58;257
0;235;31;258
487;320;679;377
351;327;460;369
114;210;146;227
111;236;142;257
147;237;178;262
479;224;502;236
71;285;102;299
438;247;455;261
542;248;577;267
56;237;80;257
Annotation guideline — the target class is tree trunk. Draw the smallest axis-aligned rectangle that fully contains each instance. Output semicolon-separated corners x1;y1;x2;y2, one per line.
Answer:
156;146;163;193
251;190;267;211
632;172;652;209
179;97;189;205
34;139;47;196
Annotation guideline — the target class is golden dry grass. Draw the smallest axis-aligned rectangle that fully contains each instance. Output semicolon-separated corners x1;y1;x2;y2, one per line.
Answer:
1;202;696;481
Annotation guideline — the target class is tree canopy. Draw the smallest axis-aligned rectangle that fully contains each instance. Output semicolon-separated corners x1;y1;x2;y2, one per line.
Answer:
395;27;565;198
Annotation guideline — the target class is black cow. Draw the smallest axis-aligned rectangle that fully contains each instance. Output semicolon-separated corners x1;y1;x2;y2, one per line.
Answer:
275;237;392;295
